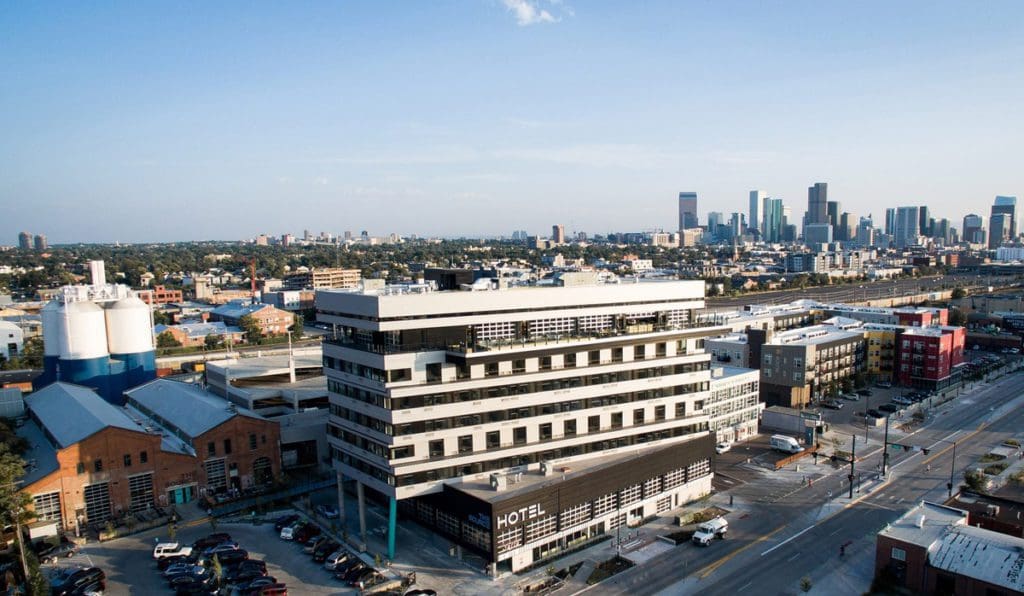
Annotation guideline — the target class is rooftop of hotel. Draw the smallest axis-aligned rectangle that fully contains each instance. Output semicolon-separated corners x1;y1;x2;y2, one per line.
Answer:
769;324;864;346
878;501;967;547
712;365;760;380
900;326;962;337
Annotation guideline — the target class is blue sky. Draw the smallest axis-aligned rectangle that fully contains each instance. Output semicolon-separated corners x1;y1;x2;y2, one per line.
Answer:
2;1;1022;243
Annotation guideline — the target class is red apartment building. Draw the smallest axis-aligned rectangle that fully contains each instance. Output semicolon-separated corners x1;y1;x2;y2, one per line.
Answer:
139;285;184;306
896;325;966;390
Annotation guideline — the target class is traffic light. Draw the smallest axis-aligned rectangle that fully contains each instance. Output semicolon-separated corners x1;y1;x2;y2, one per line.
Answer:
922;448;930;455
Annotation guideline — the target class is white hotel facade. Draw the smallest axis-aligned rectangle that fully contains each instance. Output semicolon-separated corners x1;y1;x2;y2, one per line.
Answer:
317;280;755;571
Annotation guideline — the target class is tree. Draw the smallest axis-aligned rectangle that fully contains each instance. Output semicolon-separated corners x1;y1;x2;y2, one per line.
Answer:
238;314;263;344
204;334;222;350
948;307;967;327
156;330;182;348
152;310;171;325
289;314;304;340
951;288;967;300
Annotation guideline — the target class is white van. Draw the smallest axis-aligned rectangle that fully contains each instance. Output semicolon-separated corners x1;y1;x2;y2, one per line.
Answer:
692;517;728;546
152;542;193;559
770;434;804;454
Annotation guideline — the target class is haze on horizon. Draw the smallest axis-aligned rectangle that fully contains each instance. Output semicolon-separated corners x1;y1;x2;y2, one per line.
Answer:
2;1;1022;244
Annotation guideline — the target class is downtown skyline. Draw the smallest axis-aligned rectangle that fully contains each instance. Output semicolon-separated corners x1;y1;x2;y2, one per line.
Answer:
3;1;1023;243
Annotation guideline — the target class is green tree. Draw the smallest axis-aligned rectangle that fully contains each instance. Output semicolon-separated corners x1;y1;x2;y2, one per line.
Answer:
152;310;171;325
156;330;182;348
204;334;222;350
951;287;967;299
238;314;263;344
289;314;304;340
948;307;967;327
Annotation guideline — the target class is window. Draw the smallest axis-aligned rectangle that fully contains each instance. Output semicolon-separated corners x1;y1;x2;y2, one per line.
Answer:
249;433;257;450
633;409;645;425
563;419;577;437
512;359;526;373
76;462;85;475
540;356;552;370
611;347;623;362
611;413;623;429
655;405;666;421
485;363;499;377
675;402;686;418
224;439;232;455
890;547;906;562
94;459;103;472
207;442;216;457
513;427;527;445
588;350;600;365
588;415;601;433
389;368;412;382
539;423;552;440
429;440;444;458
261;434;266;444
486;431;501;449
140;451;148;464
458;435;473;454
634;345;645;360
565;353;577;368
123;454;132;467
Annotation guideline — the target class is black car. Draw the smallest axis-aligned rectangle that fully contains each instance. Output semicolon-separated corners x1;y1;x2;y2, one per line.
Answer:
312;541;341;562
37;538;78;563
169;572;215;590
349;569;383;588
158;554;191;571
202;548;248;567
866;409;884;418
51;567;106;596
175;581;218;596
330;556;361;575
878;403;900;413
192;533;232;550
856;389;873;396
232;576;278;593
273;514;300;532
337;562;369;583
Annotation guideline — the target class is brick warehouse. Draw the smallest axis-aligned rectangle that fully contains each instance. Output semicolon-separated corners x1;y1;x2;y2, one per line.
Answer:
19;381;281;533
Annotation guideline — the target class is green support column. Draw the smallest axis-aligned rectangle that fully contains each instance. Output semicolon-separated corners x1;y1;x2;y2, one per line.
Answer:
387;496;397;560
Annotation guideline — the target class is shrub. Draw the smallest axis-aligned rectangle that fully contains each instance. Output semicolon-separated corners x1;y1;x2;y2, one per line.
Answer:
984;462;1009;476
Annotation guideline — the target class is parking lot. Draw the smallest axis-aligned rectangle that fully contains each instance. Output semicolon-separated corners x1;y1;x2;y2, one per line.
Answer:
54;518;361;594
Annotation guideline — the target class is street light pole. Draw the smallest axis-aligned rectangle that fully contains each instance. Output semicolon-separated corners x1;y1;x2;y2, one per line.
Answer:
881;414;891;477
948;442;957;499
848;435;857;500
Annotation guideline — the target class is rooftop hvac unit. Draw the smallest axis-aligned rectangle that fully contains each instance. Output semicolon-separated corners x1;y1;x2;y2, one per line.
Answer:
490;473;507;492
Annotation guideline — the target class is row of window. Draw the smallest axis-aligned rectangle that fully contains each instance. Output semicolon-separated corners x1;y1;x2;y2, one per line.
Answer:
205;433;267;457
76;450;148;475
330;382;708;442
328;360;711;412
334;422;709;488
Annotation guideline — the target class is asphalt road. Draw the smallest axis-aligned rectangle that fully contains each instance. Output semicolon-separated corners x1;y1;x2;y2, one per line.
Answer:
587;368;1024;595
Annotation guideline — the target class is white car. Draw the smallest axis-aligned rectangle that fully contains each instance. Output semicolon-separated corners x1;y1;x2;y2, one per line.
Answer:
715;442;732;454
841;393;860;401
892;395;913;405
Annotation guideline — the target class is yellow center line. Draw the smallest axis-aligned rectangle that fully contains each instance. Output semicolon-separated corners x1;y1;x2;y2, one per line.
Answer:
922;422;986;466
696;525;785;579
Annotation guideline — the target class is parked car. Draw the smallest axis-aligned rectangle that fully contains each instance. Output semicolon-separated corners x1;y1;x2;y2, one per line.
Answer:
248;583;287;596
51;567;106;596
866;409;884;418
280;521;305;540
878;403;900;413
154;543;194;559
273;514;300;532
324;550;351;570
201;542;240;557
715;441;732;454
315;504;340;519
840;393;860;401
201;548;248;567
351;569;384;589
293;524;321;544
821;399;843;410
856;389;873;396
158;554;191;571
312;541;340;562
337;562;369;583
875;381;893;389
691;517;728;546
191;533;233;550
892;395;913;406
36;537;78;563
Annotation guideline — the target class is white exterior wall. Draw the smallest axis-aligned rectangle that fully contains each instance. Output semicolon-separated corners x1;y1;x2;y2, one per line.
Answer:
708;367;763;444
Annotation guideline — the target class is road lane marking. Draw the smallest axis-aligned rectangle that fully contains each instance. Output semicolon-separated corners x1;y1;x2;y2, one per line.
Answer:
762;525;814;556
787;552;800;562
695;526;784;579
828;528;841;536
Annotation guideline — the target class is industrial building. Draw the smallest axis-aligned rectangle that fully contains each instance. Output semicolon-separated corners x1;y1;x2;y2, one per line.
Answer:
317;280;727;572
35;261;157;403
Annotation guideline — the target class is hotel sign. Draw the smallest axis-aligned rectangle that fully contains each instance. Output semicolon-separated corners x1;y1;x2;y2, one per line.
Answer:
496;503;547;529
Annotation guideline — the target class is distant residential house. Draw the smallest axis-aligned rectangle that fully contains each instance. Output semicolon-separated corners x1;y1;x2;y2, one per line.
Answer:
209;301;295;337
154;322;245;348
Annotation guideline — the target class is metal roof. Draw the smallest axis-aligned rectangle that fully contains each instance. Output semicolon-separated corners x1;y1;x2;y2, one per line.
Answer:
929;525;1024;592
125;378;264;439
26;382;142;448
16;419;60;486
154;321;241;339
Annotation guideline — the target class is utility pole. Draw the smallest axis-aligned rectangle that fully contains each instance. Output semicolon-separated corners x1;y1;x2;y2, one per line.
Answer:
848;435;857;499
948;442;957;499
881;414;891;477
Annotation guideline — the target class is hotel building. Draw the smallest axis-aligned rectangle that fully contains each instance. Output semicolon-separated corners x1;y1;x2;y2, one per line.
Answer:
317;280;728;572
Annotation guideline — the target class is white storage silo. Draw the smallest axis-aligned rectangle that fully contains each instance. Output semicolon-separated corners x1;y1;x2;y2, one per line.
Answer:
57;300;111;396
105;295;157;398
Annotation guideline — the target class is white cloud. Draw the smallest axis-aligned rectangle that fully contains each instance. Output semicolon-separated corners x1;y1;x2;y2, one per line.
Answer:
502;0;559;26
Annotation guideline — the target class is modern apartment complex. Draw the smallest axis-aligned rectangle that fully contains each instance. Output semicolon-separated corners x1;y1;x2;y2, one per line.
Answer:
317;280;726;571
283;267;362;290
759;323;866;407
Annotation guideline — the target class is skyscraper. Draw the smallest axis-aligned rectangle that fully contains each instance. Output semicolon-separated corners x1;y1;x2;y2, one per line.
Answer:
806;183;828;225
894;206;920;248
551;224;565;245
963;214;985;245
884;208;896;236
749;190;764;234
992;196;1017;239
33;234;47;251
826;201;841;229
678;192;699;230
990;213;1011;249
837;212;853;242
707;212;723;239
762;198;784;243
18;232;32;250
917;206;931;237
855;217;875;247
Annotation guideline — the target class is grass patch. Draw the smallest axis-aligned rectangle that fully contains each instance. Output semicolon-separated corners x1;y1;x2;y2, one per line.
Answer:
980;453;1007;463
983;462;1010;476
1004;439;1021;447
